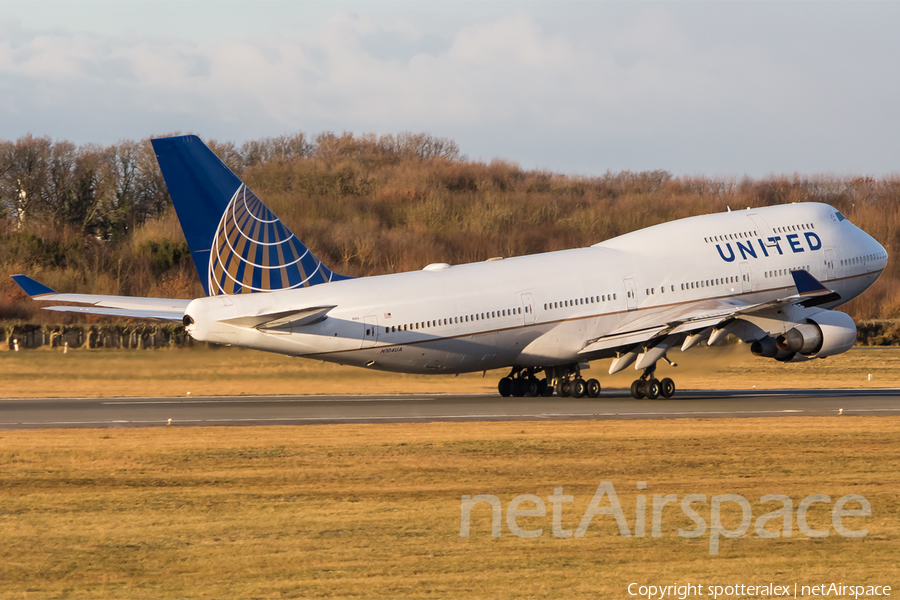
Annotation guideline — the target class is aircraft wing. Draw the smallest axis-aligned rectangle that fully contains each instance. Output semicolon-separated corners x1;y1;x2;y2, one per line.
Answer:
11;274;190;322
579;270;839;355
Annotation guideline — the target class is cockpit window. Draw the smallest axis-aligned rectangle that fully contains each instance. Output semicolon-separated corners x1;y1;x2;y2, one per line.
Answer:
835;211;847;222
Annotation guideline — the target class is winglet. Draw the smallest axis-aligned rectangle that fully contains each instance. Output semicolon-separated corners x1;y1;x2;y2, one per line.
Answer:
11;274;57;297
791;269;829;295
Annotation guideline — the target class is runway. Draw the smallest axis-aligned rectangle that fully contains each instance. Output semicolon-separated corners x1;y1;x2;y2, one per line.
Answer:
0;389;899;429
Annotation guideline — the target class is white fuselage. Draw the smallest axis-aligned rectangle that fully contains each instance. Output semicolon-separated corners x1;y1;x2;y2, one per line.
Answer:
184;203;886;374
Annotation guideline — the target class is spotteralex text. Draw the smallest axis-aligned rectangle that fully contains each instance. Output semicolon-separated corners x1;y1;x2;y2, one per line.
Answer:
628;582;890;600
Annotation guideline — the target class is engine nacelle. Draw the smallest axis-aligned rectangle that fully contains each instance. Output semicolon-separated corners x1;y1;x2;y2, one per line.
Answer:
776;324;823;355
775;310;857;358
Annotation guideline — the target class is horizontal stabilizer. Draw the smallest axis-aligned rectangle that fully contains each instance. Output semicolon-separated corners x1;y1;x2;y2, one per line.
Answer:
42;306;186;321
221;305;337;329
29;294;191;311
11;274;191;321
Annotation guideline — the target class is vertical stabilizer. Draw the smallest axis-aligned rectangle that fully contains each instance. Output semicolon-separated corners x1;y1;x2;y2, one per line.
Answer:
151;135;349;296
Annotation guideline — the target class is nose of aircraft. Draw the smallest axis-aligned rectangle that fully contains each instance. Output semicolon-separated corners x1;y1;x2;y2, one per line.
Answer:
868;230;888;260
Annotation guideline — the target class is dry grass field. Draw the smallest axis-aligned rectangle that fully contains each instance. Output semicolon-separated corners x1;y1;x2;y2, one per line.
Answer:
0;418;897;598
0;344;899;398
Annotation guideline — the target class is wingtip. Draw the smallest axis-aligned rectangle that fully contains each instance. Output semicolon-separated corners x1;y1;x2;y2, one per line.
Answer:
790;269;829;295
11;274;57;297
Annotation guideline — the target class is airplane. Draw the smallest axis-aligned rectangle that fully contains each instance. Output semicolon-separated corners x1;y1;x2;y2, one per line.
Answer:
11;135;888;399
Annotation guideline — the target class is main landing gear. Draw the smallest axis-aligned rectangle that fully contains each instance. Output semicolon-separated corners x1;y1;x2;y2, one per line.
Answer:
498;363;677;399
498;365;601;398
629;364;675;399
498;367;553;397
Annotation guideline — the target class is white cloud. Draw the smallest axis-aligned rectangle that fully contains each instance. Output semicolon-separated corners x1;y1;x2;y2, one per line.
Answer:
0;3;898;175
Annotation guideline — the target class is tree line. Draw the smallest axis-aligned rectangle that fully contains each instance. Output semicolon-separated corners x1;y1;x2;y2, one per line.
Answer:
0;131;897;324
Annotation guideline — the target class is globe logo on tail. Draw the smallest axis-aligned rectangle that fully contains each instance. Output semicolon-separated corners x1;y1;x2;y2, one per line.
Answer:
208;185;333;294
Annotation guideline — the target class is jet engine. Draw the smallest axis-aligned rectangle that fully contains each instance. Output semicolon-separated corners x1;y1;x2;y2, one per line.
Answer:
774;310;857;358
750;336;796;362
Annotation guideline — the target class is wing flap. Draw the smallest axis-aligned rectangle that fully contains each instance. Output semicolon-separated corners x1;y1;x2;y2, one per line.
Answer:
579;270;840;355
578;326;667;354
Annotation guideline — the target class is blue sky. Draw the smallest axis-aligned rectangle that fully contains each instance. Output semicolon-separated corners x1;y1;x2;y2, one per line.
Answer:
1;1;898;177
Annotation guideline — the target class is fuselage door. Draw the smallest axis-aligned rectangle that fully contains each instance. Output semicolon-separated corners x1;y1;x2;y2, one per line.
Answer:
624;278;638;311
824;248;836;281
739;262;752;293
521;292;536;325
361;315;379;348
747;213;770;238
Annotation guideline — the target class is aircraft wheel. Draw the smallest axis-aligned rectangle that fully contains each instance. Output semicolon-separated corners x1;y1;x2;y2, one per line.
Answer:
556;380;571;397
660;378;676;398
498;377;512;397
511;378;526;397
539;378;554;396
644;378;661;400
571;378;587;398
630;380;645;399
524;378;539;397
586;378;601;398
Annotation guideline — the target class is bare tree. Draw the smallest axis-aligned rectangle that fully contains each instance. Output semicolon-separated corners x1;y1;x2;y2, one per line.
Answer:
1;134;51;227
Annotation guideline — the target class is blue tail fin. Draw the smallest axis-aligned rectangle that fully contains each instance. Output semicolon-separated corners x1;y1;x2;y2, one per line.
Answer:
150;135;350;296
